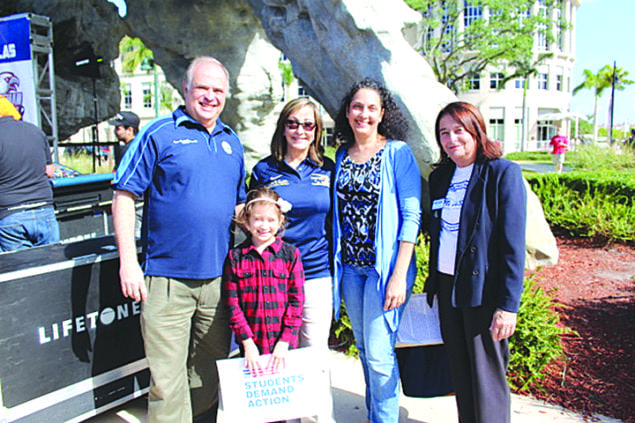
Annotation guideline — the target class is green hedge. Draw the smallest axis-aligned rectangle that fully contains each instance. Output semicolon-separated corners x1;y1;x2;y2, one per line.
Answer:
525;172;635;242
526;171;635;202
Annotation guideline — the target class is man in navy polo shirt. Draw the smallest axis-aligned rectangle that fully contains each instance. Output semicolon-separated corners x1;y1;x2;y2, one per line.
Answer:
112;56;246;423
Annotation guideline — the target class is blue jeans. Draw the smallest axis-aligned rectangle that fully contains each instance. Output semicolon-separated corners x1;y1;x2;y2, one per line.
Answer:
341;265;404;423
0;206;60;252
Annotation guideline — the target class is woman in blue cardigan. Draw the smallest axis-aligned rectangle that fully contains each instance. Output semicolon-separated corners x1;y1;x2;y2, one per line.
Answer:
332;78;421;423
425;101;527;423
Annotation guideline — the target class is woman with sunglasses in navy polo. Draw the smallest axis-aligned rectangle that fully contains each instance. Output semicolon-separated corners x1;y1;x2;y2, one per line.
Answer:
249;97;335;423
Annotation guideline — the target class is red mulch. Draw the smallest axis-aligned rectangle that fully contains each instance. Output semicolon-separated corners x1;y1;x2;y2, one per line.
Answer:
518;235;635;422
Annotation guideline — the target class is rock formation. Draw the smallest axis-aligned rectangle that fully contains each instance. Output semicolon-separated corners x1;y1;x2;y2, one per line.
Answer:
247;0;457;172
1;0;558;266
4;0;457;171
0;0;125;137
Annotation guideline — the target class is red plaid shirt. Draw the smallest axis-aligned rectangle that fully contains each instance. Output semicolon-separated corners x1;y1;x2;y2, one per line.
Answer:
223;237;305;353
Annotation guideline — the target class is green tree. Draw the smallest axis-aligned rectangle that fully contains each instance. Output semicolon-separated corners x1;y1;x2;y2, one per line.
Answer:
573;65;634;143
278;58;294;102
160;82;176;112
571;118;593;139
119;36;180;116
119;36;153;74
405;0;565;94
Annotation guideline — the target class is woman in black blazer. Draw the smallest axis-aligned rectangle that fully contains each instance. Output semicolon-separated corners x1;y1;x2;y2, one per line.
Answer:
425;102;527;423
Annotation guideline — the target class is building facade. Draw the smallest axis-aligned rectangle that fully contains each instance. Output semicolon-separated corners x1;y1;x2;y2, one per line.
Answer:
409;0;579;153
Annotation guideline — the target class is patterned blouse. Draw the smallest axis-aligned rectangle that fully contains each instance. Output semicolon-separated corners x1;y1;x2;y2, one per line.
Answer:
336;148;384;267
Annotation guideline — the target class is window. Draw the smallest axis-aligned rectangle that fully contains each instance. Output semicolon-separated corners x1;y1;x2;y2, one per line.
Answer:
421;5;435;55
422;26;434;55
537;120;555;149
298;85;308;97
490;72;504;90
554;6;563;52
142;82;152;109
441;11;455;53
466;73;480;91
463;1;482;28
537;0;550;52
489;118;504;142
325;127;335;146
439;2;457;53
515;78;526;89
122;84;132;109
537;73;548;90
514;118;523;151
556;75;563;92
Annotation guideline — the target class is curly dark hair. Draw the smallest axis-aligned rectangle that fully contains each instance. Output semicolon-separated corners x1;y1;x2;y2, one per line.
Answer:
333;78;409;145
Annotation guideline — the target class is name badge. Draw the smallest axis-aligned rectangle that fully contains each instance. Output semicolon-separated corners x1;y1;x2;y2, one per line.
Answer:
432;199;444;210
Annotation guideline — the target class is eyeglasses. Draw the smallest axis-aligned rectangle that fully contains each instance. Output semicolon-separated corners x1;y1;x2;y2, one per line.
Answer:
285;119;316;131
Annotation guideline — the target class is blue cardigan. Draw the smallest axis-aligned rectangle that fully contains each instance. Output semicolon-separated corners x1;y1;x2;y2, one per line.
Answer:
425;157;527;313
332;140;422;331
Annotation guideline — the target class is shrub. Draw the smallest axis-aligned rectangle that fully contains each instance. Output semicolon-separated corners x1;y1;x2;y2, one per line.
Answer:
525;173;635;243
508;274;571;390
567;144;635;171
413;234;430;294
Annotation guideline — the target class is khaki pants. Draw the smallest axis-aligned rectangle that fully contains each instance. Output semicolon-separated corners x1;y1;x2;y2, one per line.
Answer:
141;276;231;423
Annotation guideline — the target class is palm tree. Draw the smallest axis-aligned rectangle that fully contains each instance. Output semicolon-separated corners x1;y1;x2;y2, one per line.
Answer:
119;36;153;74
573;65;633;143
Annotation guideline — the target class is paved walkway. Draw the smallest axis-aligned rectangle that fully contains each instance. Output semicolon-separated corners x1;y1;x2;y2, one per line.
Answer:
516;161;572;173
87;350;620;423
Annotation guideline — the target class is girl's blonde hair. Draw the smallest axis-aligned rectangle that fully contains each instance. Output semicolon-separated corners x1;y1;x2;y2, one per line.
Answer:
236;187;287;234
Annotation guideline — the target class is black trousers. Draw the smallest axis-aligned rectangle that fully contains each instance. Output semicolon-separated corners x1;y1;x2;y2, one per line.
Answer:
436;272;511;423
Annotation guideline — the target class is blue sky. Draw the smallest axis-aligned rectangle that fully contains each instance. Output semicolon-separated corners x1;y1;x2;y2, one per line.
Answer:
570;0;634;126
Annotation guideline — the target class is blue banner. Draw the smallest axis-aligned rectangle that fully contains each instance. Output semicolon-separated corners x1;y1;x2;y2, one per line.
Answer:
0;15;31;63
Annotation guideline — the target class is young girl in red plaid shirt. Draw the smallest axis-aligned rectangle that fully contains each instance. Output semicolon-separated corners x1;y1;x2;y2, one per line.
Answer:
223;187;305;377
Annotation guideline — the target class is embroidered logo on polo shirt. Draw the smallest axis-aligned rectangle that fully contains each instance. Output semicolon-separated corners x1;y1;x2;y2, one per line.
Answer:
311;174;330;187
222;141;232;154
268;179;290;188
173;139;198;145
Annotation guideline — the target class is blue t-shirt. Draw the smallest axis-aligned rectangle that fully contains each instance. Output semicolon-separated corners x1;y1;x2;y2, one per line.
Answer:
250;155;333;279
113;107;247;279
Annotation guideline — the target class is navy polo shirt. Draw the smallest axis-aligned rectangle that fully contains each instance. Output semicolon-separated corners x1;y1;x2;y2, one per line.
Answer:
250;155;333;279
113;107;247;279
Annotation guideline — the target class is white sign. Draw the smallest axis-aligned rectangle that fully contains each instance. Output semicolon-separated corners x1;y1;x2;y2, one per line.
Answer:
0;15;38;125
396;293;444;347
217;347;330;423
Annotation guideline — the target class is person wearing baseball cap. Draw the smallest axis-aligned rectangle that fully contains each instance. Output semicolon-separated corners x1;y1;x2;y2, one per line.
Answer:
109;111;140;170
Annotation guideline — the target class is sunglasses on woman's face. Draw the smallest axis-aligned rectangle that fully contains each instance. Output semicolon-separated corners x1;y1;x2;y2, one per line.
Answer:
285;119;316;131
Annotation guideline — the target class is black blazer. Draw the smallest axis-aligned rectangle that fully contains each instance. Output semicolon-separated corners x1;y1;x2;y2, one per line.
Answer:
425;157;527;313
